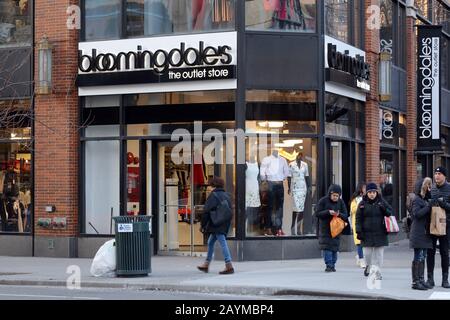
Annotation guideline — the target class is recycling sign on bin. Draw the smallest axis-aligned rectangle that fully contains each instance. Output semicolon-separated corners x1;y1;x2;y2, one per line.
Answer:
118;223;133;233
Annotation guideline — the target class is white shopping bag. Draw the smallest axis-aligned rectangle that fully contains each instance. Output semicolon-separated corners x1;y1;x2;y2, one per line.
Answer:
90;240;116;277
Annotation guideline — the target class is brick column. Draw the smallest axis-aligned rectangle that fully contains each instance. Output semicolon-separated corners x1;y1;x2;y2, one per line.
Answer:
34;1;79;257
405;0;418;194
364;0;381;183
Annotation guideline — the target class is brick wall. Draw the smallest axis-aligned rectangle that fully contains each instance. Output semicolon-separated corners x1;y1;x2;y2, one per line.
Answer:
34;0;79;237
364;0;381;184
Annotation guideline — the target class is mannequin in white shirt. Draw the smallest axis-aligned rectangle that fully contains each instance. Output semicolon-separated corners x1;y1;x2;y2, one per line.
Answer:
260;148;291;236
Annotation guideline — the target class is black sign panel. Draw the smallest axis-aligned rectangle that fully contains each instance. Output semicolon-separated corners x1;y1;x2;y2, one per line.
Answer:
76;65;236;87
417;25;442;152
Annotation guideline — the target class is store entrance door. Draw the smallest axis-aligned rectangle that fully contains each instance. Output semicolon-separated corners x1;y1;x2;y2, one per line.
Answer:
156;142;208;256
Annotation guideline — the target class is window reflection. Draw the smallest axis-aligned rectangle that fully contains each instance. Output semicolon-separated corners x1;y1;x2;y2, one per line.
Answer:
246;0;317;32
85;0;121;40
126;0;235;38
0;0;32;47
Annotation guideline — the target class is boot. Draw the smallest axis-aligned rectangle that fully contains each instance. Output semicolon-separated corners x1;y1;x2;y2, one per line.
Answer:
197;261;210;273
219;262;234;275
419;261;432;289
412;261;428;290
426;272;435;288
442;273;450;288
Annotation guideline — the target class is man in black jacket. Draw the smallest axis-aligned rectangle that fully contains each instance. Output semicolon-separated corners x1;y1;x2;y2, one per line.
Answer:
427;167;450;289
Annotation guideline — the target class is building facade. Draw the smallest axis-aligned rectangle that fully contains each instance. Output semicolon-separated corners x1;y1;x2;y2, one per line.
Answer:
0;0;448;260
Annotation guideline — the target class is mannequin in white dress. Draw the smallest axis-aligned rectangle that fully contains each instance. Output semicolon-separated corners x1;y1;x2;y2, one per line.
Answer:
288;153;310;235
245;154;261;235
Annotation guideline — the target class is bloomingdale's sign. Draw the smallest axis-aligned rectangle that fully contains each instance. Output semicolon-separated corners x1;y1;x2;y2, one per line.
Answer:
417;25;441;152
76;33;236;87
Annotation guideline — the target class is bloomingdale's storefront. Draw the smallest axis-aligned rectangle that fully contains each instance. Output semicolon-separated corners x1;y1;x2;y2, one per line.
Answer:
75;25;373;261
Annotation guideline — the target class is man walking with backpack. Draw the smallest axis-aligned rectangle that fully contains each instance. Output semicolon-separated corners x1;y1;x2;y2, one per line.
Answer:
197;176;234;275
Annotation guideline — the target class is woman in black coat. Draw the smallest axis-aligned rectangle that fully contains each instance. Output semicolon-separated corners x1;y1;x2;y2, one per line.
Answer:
410;177;433;290
356;182;392;280
197;177;234;275
314;184;348;272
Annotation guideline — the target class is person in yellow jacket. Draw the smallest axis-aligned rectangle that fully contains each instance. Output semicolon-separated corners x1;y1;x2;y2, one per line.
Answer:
350;182;366;268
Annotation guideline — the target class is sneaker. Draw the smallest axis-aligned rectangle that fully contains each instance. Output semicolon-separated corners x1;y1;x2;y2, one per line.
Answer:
355;255;360;267
325;266;333;272
279;229;286;236
332;267;336;272
359;259;367;269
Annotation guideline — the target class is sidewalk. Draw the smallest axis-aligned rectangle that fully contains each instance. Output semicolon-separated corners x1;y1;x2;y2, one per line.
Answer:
0;239;449;300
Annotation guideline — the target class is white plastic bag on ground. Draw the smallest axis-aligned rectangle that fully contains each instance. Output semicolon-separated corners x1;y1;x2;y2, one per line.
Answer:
90;240;116;277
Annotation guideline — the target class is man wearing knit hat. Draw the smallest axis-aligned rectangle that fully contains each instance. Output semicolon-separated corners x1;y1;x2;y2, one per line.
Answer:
426;167;450;289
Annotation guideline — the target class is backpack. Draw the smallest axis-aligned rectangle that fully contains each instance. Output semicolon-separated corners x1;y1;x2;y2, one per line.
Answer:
210;192;232;227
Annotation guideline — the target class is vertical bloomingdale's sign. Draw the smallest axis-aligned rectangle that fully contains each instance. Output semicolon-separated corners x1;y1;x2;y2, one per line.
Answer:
417;25;442;152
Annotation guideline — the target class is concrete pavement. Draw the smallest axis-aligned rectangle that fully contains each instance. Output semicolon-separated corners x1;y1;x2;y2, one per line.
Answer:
0;239;449;300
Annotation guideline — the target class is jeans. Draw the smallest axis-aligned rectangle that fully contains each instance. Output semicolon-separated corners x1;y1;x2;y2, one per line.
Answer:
206;233;232;263
427;234;449;275
357;244;364;259
323;250;338;268
268;182;284;230
413;248;427;262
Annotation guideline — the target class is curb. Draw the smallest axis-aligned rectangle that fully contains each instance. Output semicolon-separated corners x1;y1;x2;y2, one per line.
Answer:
0;279;398;300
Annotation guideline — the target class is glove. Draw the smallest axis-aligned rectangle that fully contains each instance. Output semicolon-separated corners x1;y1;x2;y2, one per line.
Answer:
356;233;364;241
437;197;446;208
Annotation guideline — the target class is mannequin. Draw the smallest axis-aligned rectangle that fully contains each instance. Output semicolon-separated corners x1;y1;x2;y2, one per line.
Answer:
260;148;291;236
288;152;310;235
245;154;261;235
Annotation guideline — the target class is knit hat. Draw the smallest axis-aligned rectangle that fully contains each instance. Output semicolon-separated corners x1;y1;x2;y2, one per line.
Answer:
435;166;447;177
366;182;378;193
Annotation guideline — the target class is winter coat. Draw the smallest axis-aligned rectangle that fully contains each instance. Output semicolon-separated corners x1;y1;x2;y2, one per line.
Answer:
350;196;363;246
409;179;433;249
430;181;450;225
314;184;349;252
201;188;232;235
355;193;392;247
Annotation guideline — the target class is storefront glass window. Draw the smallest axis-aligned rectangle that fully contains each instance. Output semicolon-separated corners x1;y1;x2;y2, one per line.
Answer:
325;93;354;138
380;0;393;54
245;0;317;33
355;101;365;140
85;0;121;41
126;140;140;216
82;96;120;138
380;149;396;217
442;37;449;90
126;0;235;38
124;90;235;136
246;90;317;134
354;0;362;48
325;0;349;43
433;1;449;33
0;142;32;233
84;140;120;234
245;136;317;237
0;0;32;47
398;5;406;69
415;0;430;19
